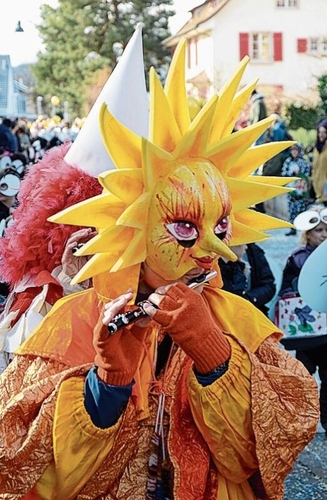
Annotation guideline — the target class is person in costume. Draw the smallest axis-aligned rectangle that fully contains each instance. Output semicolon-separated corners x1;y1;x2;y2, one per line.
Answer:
277;205;327;434
0;31;319;500
0;143;102;373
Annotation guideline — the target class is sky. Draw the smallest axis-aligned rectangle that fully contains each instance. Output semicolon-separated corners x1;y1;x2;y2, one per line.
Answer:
1;0;200;67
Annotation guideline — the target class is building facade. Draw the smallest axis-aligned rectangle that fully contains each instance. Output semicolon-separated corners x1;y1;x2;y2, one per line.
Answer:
164;0;327;108
0;55;32;118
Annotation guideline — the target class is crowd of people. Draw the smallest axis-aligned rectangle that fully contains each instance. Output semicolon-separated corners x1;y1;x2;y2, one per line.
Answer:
0;29;325;499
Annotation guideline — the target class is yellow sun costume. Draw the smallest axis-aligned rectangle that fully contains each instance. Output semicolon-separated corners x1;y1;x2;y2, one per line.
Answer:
0;32;319;500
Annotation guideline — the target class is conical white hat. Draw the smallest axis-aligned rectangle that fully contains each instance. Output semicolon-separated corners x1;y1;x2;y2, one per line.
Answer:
65;24;148;177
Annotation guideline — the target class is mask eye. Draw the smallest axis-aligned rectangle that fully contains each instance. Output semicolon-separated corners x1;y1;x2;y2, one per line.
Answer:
214;216;229;240
321;208;327;224
166;221;199;248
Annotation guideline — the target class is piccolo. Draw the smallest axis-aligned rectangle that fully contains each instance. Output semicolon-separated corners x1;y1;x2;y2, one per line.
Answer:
107;269;217;335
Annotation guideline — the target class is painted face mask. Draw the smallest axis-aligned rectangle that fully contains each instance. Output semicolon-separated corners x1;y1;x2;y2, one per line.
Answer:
146;159;233;280
50;36;294;300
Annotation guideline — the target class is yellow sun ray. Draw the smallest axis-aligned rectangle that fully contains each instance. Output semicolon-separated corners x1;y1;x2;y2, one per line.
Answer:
207;117;277;173
227;141;295;177
210;56;250;141
149;68;182;150
48;193;125;228
229;215;270;245
218;79;258;140
248;175;299;186
234;208;292;231
99;168;144;205
173;95;218;158
71;252;121;284
100;103;142;169
110;229;147;272
142;139;174;190
227;178;291;212
116;193;151;229
74;225;134;256
164;39;190;134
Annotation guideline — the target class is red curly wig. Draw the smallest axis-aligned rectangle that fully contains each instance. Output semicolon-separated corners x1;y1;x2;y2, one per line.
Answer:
0;143;102;287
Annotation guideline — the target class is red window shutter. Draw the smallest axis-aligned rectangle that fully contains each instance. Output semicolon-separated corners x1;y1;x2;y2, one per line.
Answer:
297;38;307;53
273;33;283;61
239;33;249;60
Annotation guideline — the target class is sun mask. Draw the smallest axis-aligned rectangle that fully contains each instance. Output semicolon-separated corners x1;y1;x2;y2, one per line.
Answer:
50;34;295;301
146;159;233;280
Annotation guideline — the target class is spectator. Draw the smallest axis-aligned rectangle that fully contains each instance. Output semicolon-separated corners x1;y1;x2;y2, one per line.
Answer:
262;114;293;177
281;143;312;235
0;118;18;153
0;143;102;374
220;243;276;316
311;118;327;206
14;120;32;163
249;89;267;125
277;204;327;435
249;89;267;145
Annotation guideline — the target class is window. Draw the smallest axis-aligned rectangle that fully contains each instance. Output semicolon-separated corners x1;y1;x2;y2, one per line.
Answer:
251;33;271;61
186;38;198;69
310;38;319;53
297;37;327;55
239;33;283;61
276;0;299;7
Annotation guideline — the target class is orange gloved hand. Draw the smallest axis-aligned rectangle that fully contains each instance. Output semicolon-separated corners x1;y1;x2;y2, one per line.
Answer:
144;283;231;374
93;302;149;386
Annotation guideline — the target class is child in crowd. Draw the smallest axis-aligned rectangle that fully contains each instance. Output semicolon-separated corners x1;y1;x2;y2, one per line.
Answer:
277;205;327;434
281;143;311;235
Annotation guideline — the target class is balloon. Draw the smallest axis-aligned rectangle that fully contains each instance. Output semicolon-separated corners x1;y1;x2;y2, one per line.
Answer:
298;239;327;312
51;95;60;106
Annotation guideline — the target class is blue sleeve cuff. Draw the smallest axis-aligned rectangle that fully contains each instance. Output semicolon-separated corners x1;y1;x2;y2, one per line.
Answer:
84;366;133;429
195;363;229;387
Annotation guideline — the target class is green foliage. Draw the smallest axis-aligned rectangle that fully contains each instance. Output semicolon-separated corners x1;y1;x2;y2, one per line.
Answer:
317;73;327;116
285;102;320;131
32;0;174;117
288;128;316;149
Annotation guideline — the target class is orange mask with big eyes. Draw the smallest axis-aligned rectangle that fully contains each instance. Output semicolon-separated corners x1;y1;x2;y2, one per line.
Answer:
146;159;236;281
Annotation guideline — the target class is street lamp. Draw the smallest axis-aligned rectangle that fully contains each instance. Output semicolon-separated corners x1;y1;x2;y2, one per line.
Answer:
51;95;60;116
15;21;24;33
36;96;43;116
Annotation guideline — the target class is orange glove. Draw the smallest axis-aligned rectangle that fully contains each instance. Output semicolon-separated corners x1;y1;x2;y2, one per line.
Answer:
93;305;149;386
144;283;231;374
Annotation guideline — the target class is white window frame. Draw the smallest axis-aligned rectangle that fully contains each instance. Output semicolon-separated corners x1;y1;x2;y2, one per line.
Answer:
276;0;299;7
308;37;327;55
250;32;272;62
322;38;327;55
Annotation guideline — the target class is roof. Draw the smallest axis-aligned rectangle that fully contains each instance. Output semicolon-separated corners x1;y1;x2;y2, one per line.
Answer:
164;0;231;47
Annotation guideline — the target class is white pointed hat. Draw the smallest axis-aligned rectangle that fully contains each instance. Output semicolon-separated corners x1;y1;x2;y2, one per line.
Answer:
64;24;148;177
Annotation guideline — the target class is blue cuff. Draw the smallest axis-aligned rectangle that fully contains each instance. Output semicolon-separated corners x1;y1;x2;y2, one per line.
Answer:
195;362;229;387
84;366;133;429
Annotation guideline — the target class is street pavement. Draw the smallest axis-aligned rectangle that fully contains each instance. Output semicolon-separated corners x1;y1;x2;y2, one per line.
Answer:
260;228;327;499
